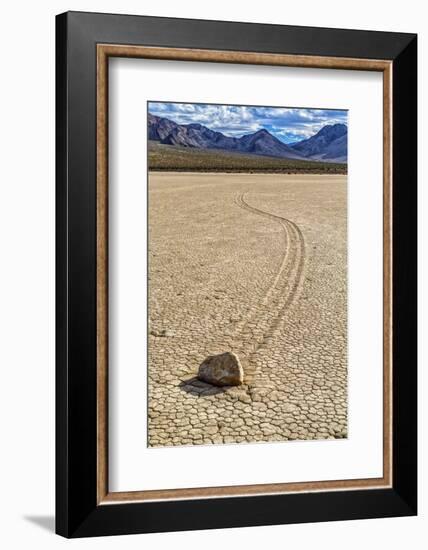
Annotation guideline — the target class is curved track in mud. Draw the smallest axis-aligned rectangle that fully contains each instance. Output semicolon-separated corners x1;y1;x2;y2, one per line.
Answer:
234;192;306;383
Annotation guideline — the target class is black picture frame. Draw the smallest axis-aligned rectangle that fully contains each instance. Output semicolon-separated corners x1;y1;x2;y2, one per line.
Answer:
56;11;417;538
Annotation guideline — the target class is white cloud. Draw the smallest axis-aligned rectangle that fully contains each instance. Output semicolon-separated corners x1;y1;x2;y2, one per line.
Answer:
148;102;347;143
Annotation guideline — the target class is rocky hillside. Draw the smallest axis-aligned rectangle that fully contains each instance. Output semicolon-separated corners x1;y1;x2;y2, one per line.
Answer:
290;123;348;163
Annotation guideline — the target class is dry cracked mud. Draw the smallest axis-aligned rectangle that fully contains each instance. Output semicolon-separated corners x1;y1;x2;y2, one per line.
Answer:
148;172;347;447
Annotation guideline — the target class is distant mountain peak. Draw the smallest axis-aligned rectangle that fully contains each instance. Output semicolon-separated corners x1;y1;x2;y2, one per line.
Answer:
320;122;346;130
316;123;347;138
254;128;270;136
291;123;348;163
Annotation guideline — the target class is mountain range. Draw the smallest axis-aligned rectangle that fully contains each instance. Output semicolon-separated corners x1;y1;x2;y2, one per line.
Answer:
148;112;347;163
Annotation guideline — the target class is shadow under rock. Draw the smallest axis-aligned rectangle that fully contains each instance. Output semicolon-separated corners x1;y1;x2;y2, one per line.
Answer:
179;376;227;396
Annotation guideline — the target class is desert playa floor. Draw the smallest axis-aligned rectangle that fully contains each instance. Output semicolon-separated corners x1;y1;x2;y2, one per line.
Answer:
148;172;347;446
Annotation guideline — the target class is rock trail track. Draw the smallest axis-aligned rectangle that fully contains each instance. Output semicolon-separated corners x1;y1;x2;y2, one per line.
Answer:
233;192;306;386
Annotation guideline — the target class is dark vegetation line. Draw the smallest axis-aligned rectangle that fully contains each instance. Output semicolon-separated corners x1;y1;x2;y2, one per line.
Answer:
148;142;347;175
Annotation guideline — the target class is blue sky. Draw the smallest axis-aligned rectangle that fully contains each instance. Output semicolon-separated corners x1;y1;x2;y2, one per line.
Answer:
148;102;347;144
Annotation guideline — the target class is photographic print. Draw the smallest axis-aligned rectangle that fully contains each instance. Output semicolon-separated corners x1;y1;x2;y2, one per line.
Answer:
147;101;348;447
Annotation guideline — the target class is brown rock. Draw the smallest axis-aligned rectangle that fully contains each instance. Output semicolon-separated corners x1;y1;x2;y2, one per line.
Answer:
197;352;244;387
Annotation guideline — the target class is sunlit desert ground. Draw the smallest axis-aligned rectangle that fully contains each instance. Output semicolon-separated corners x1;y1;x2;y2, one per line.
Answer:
148;172;347;447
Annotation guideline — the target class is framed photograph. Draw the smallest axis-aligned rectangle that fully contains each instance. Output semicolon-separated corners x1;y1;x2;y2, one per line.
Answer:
56;11;417;537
